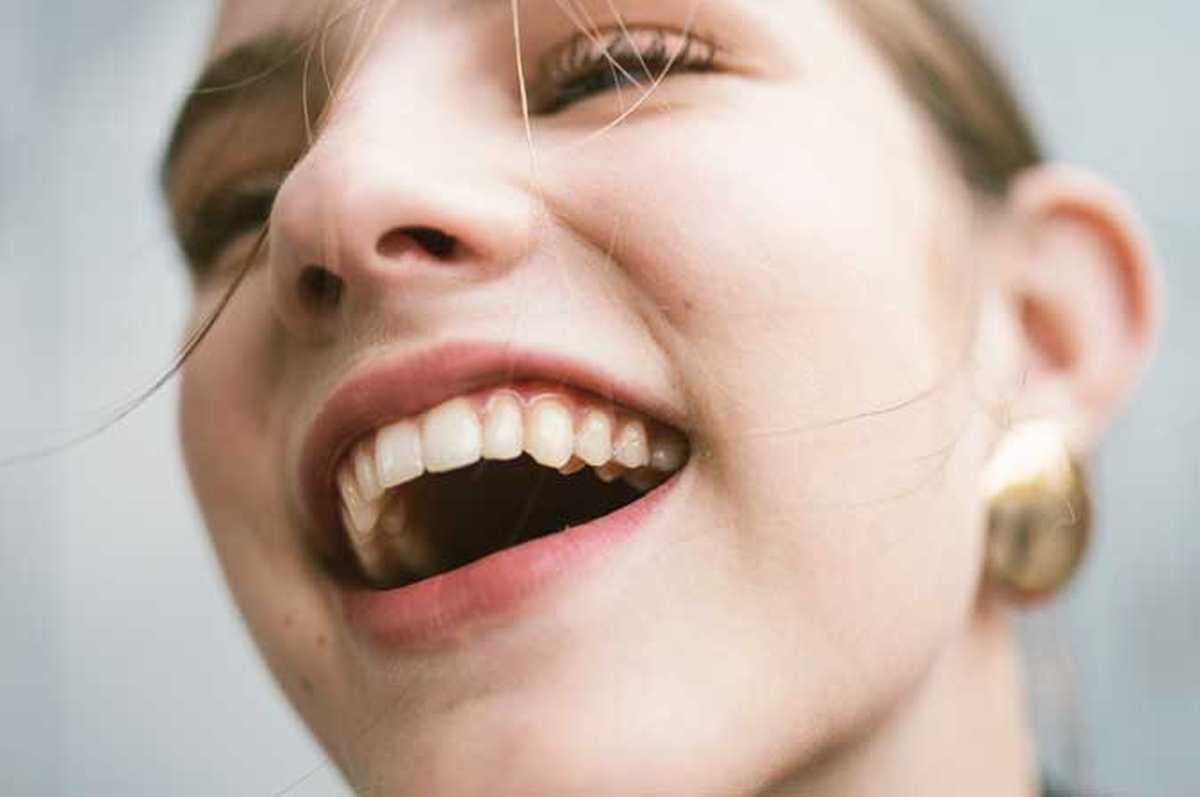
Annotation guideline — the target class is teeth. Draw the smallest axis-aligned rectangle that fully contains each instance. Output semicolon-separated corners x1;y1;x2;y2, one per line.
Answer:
378;499;441;581
525;398;575;468
376;419;424;489
421;398;483;474
559;456;586;476
335;388;692;582
613;418;650;469
353;440;384;502
344;502;390;584
623;467;666;492
481;393;524;461
347;497;443;587
649;430;688;473
575;409;613;467
343;392;685;494
593;462;626;483
337;464;383;541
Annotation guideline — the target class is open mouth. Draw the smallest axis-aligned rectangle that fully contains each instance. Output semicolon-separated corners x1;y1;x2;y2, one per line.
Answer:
330;384;690;590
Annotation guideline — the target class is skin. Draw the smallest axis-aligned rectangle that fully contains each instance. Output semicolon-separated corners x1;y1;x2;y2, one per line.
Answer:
169;1;1162;793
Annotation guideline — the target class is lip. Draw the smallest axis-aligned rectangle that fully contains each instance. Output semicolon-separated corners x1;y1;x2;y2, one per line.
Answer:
297;340;687;543
342;467;682;649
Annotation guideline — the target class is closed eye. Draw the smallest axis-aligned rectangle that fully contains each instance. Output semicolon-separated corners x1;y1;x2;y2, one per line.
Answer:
536;25;720;114
178;178;279;274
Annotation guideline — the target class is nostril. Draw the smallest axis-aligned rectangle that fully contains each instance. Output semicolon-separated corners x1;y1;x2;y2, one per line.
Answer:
298;265;344;313
377;226;459;261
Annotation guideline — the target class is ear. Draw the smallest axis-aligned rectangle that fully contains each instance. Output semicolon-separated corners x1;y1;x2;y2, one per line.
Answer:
992;164;1164;451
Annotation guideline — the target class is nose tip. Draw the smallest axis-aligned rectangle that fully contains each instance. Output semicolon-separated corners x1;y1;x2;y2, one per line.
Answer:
266;144;536;339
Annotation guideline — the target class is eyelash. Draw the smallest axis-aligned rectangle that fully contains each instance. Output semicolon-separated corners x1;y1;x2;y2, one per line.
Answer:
538;26;719;114
182;179;279;274
182;28;718;272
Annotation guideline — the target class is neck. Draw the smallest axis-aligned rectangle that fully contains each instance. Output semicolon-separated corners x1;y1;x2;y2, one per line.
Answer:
769;603;1040;797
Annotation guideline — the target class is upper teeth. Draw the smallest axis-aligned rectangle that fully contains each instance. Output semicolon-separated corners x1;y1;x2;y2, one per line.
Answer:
334;388;689;585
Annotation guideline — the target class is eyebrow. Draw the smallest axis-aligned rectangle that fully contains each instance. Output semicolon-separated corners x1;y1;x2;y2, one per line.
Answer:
160;30;311;191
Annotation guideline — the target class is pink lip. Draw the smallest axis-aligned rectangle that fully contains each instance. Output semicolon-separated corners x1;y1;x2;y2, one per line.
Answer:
295;339;689;646
342;469;681;649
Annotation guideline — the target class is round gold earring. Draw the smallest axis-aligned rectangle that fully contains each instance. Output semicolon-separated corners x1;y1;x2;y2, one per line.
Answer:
982;421;1092;605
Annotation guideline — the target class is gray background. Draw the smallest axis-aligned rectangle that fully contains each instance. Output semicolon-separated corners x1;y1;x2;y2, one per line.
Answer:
1;2;1195;794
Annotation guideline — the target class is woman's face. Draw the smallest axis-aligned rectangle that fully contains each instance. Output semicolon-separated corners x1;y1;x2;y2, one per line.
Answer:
172;0;1003;792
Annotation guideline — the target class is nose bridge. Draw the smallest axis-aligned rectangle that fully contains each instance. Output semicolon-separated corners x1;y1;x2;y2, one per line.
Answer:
267;28;536;337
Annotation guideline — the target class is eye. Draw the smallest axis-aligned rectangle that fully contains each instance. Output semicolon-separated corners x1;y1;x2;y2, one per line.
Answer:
537;26;719;114
178;177;279;275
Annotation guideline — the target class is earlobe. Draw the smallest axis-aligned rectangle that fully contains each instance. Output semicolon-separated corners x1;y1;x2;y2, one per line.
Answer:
999;164;1164;448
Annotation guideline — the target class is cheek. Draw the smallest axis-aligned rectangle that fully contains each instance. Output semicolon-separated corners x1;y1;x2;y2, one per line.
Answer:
179;275;291;626
560;107;970;521
549;83;989;734
178;275;348;751
180;274;281;545
552;89;954;435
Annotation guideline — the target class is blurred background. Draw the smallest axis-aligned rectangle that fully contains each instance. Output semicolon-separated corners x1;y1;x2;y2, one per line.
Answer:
1;2;1195;794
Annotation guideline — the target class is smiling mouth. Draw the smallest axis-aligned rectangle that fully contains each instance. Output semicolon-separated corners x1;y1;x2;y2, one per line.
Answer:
330;382;690;590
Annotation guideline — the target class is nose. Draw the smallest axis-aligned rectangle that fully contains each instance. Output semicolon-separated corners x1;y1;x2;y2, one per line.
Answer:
267;113;537;340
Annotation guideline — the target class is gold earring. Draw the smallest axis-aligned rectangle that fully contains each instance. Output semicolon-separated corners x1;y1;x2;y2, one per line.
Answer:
982;421;1092;605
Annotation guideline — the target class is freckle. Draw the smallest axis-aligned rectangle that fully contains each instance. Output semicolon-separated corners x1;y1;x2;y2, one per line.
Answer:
283;614;294;629
316;634;327;650
683;298;695;312
300;676;315;696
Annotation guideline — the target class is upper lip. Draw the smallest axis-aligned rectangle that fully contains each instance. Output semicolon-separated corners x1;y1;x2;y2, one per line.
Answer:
296;339;688;566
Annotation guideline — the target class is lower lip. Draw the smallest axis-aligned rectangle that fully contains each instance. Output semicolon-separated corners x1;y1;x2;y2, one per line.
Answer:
340;470;682;650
